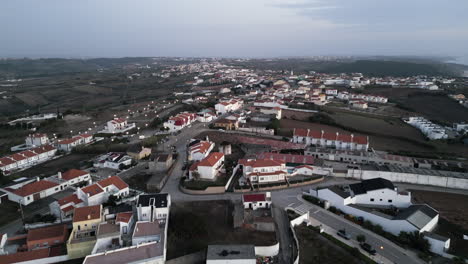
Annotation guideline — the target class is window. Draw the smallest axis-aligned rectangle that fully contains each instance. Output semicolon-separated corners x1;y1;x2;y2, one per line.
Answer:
55;187;59;191
379;199;383;201
370;198;374;202
388;199;392;203
27;197;31;200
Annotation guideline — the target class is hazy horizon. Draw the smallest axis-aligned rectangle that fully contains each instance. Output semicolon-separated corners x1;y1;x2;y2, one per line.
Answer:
1;0;467;60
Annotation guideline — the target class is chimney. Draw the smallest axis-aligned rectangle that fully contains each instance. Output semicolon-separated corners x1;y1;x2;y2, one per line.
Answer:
87;214;91;220
351;134;354;143
321;130;324;139
57;172;62;179
87;193;90;197
36;176;40;182
307;129;310;137
336;132;339;141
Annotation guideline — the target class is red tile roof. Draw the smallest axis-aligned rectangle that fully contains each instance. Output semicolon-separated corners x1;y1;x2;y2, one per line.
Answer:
293;128;368;145
197;152;224;167
243;193;266;203
27;224;68;243
97;175;129;190
58;194;83;206
0;157;15;166
189;141;213;154
81;183;104;197
116;212;133;223
239;159;284;168
6;180;59;197
73;205;101;222
62;169;89;181
0;247;51;264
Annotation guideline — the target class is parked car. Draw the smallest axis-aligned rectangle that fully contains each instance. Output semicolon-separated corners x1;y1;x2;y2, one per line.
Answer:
360;243;376;255
337;229;351;240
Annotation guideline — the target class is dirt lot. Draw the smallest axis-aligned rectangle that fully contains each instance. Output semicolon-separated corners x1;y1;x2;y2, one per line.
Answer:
411;190;468;230
12;153;95;179
167;200;277;259
411;190;468;257
295;224;367;264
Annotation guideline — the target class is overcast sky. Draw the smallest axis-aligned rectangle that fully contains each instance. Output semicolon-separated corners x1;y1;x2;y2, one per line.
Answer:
1;0;467;59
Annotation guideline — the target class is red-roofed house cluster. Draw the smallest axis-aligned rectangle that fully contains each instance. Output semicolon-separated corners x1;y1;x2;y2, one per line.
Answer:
1;169;91;206
292;128;369;151
163;112;197;132
50;175;129;219
0;144;57;174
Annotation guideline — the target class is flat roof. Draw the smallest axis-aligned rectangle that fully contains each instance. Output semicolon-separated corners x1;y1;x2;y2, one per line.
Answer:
83;242;163;264
207;244;256;260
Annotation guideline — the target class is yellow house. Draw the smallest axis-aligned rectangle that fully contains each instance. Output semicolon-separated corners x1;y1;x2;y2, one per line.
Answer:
67;204;102;259
127;144;152;160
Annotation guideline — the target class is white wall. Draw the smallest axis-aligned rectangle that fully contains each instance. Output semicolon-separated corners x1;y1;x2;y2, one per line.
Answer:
352;189;411;208
347;170;468;190
426;236;450;256
254;243;279;257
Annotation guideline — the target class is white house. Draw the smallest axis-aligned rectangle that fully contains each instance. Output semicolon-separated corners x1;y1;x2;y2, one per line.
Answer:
293;128;369;151
58;134;93;152
77;176;129;206
308;178;439;236
238;159;287;184
101;118;136;134
188;140;215;161
189;152;225;180
242;192;272;210
163;112;197;132
215;99;243;115
405;117;448;140
25;133;49;147
94;153;133;170
0;144;57;173
136;193;170;222
1;178;61;205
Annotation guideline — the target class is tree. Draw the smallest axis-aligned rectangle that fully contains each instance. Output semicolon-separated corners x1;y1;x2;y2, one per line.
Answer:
357;234;366;244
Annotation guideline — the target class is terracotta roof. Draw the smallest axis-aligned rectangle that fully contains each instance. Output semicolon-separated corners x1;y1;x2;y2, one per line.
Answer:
6;180;59;197
21;150;37;158
10;153;26;161
58;194;83;206
62;169;89;181
116;212;133;223
62;205;75;213
0;157;15;166
0;247;51;264
293;128;368;145
189;141;213;154
197;152;224;167
81;183;104;197
243;193;266;203
27;224;67;243
97;176;129;190
73;205;101;222
31;144;56;154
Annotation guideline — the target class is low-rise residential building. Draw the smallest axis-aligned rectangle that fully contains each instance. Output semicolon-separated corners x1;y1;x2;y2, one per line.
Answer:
1;178;61;205
77;176;129;206
188;139;215;161
308;178;439;236
405;117;448;140
293;128;369;151
238;158;287;184
127;144;152;160
149;153;174;172
213;118;239;130
94;152;133;170
0;144;57;174
189;152;225;180
101;118;136;134
83;241;165;264
67;205;103;259
215;99;243;114
242;192;272;210
163;112;197;132
25;133;49;147
58;134;93;152
136;193;170;222
26;224;69;251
